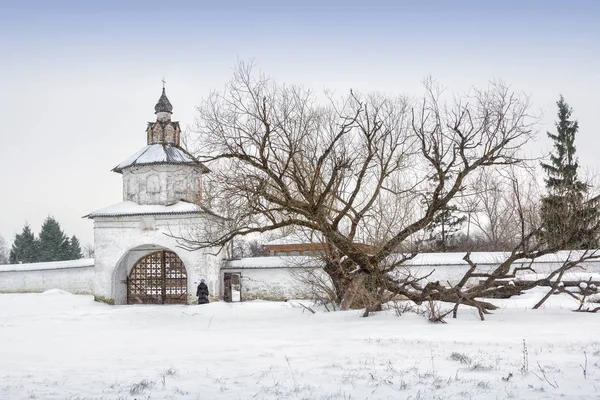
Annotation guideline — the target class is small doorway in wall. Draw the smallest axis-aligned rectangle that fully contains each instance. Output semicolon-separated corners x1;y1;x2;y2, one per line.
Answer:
223;272;242;302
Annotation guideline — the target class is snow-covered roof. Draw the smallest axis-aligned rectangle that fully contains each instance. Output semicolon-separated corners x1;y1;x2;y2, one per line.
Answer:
402;252;511;266
85;200;212;218
223;250;600;271
223;256;322;270
112;144;209;173
264;232;324;246
402;250;600;266
0;258;94;272
512;272;600;282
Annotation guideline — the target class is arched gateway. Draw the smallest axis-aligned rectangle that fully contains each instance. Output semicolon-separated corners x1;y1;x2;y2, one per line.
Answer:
86;86;224;305
127;250;187;304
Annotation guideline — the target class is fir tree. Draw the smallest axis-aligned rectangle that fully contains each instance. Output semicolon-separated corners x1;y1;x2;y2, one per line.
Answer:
60;236;72;260
38;216;70;262
9;224;39;264
69;235;83;259
423;166;467;252
425;204;466;252
540;96;596;248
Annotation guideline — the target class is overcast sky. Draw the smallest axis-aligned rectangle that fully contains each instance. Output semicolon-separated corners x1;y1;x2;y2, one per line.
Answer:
0;0;599;248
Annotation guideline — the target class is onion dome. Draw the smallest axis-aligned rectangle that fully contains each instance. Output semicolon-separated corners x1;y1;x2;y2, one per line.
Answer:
154;87;173;114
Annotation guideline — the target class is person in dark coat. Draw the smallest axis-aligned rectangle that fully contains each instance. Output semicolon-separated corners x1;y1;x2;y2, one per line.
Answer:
196;279;209;304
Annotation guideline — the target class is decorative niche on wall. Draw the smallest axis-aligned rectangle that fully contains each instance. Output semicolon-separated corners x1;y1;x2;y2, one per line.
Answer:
174;178;188;193
146;175;160;194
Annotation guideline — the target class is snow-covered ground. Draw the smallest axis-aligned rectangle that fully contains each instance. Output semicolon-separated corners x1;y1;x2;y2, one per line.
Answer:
1;289;599;399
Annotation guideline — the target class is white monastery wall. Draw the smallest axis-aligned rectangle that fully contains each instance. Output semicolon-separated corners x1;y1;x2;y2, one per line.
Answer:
221;253;600;301
93;213;223;304
402;260;600;285
220;267;313;301
3;252;599;301
122;164;202;206
0;259;94;294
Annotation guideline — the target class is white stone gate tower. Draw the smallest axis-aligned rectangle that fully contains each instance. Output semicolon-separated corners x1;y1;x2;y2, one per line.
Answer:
86;86;223;304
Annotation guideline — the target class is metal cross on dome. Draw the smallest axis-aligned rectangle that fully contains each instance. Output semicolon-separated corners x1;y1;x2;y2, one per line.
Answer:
162;78;166;89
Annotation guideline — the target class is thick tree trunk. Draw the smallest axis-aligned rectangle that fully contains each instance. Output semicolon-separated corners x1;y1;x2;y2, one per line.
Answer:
340;273;367;310
323;262;350;307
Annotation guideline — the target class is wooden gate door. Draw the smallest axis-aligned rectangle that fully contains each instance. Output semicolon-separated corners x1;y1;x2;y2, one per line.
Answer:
127;250;187;304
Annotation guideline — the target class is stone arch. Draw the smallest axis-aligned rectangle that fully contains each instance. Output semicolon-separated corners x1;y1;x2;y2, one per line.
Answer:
111;244;189;305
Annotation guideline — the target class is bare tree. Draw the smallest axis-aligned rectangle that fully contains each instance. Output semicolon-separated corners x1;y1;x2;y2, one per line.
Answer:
230;238;268;258
180;62;599;318
464;170;514;250
457;166;539;251
83;243;95;259
0;235;9;264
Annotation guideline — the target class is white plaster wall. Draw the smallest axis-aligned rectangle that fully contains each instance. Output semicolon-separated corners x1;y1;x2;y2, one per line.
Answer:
222;259;600;301
93;213;223;304
402;261;600;286
0;266;93;294
221;268;313;300
122;164;203;205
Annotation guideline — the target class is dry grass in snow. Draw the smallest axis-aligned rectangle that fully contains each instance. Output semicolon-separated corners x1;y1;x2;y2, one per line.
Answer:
0;288;599;399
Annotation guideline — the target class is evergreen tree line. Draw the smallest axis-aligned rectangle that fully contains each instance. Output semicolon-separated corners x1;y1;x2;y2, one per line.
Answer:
9;216;82;264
